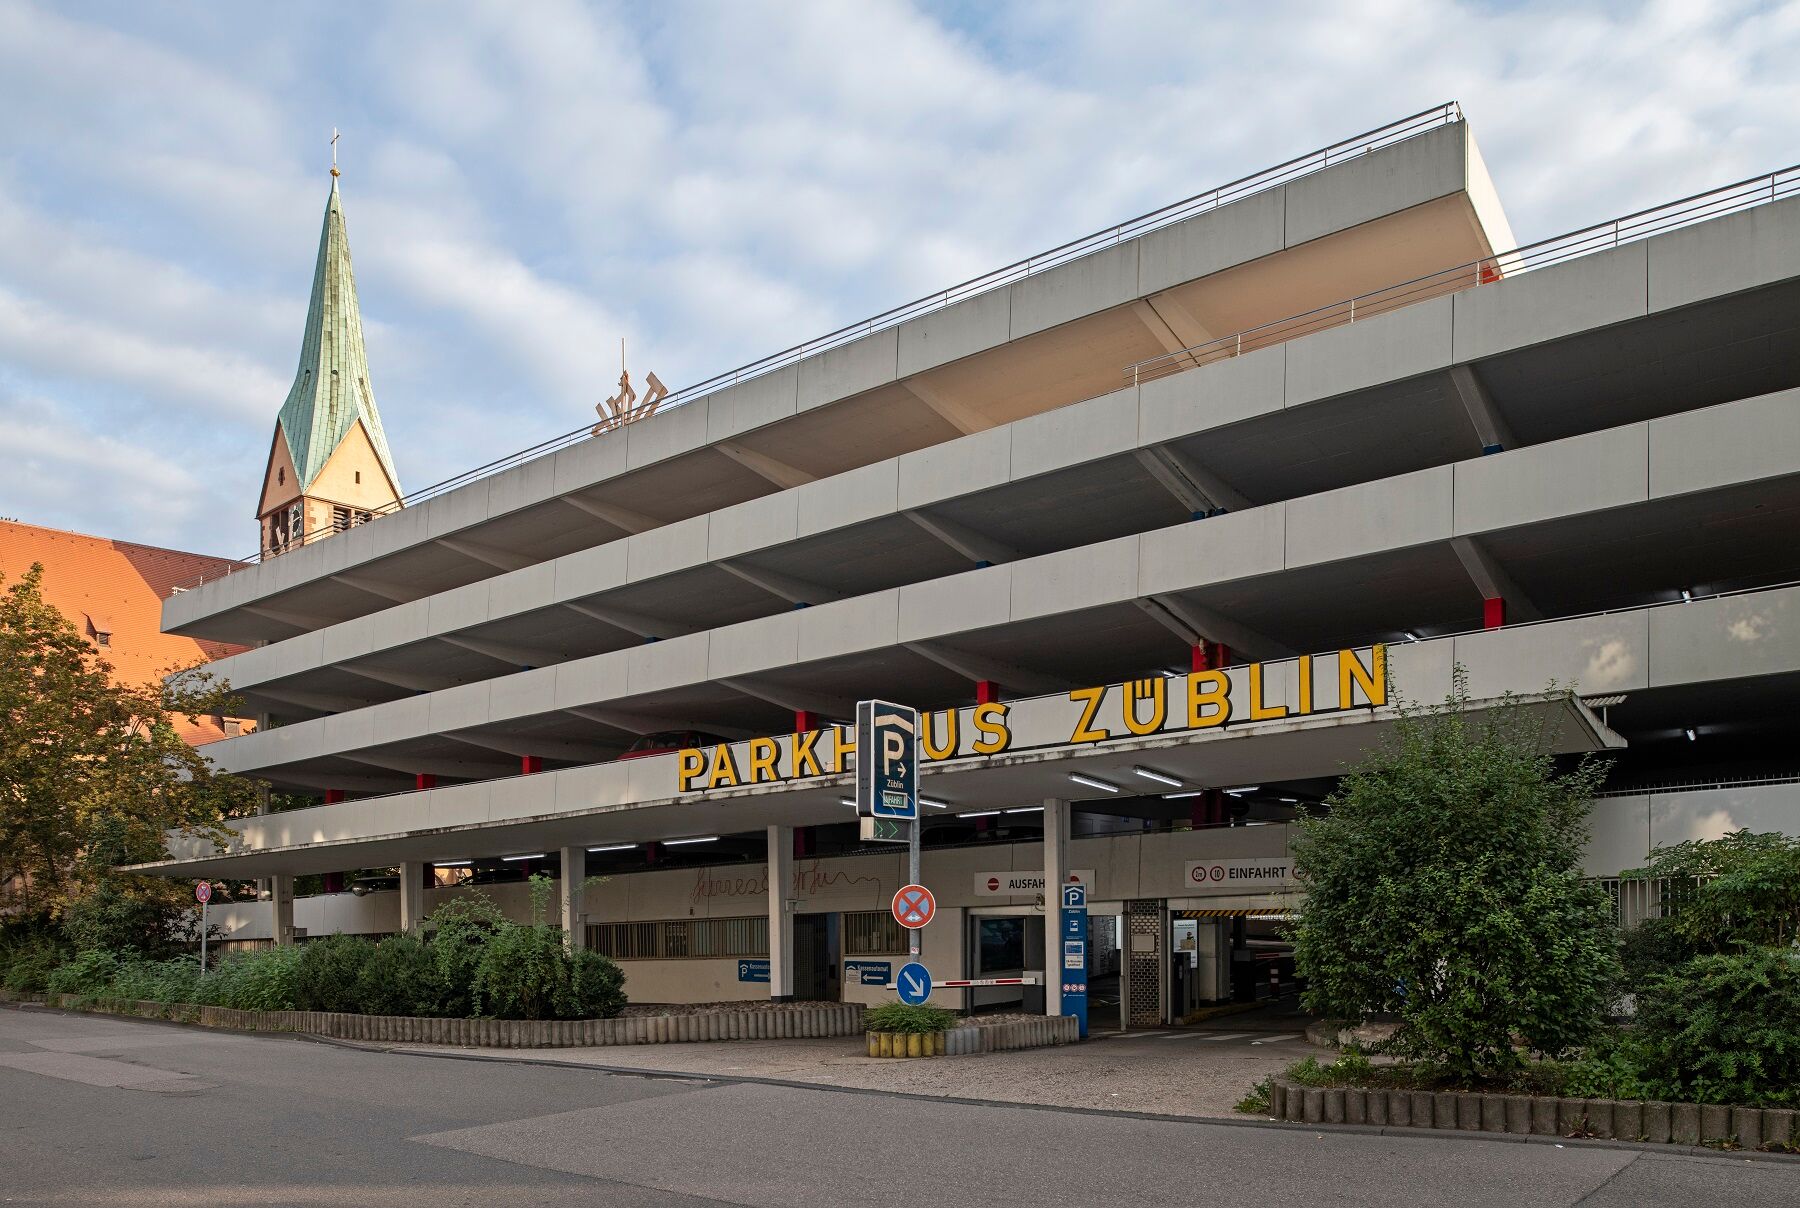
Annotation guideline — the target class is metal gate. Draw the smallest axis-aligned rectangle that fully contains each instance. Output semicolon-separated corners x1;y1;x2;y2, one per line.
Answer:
1125;899;1163;1028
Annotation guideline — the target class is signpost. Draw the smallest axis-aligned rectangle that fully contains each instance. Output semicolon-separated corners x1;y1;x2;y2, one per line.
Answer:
855;700;918;820
1059;882;1089;1038
892;884;935;930
896;961;933;1006
195;881;211;976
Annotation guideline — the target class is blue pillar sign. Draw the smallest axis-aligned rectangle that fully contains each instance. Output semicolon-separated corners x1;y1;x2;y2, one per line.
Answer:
855;700;918;820
1059;883;1089;1038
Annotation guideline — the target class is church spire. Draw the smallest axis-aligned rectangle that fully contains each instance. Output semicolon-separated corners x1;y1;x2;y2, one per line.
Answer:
258;160;404;557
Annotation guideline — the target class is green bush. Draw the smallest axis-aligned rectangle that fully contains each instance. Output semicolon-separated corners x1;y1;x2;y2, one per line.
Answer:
564;948;627;1019
1623;948;1800;1107
195;944;305;1011
1619;916;1696;991
1;936;68;994
423;893;507;1017
45;948;121;997
1283;1047;1377;1088
1630;830;1800;953
471;920;569;1020
864;1002;957;1034
108;957;202;1005
291;934;376;1013
355;934;444;1017
1292;672;1618;1083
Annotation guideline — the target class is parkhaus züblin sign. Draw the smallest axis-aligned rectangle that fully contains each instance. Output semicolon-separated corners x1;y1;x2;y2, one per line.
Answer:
674;645;1387;794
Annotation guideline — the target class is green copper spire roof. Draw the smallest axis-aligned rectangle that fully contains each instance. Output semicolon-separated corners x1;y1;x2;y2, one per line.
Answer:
274;177;401;495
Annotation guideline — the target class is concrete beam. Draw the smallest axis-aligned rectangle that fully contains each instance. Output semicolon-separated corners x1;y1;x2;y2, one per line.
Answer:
718;560;846;606
1134;446;1250;514
1143;594;1293;661
251;683;374;713
561;495;660;535
563;600;689;641
337;750;514;777
446;731;617;762
902;379;993;435
903;509;1021;566
338;663;461;693
1451;536;1542;621
718;678;857;721
437;536;535;573
1447;364;1516;452
715;441;816;490
902;640;1066;696
438;633;561;668
241;602;331;631
566;706;761;742
329;572;429;604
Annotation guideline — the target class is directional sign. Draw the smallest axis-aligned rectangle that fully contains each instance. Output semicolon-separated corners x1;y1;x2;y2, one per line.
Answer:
737;959;771;983
195;881;212;904
892;884;936;929
896;961;932;1005
845;960;893;986
859;815;908;844
856;699;918;820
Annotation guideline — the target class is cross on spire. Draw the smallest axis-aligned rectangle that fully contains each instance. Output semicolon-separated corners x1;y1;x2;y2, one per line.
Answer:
330;127;341;178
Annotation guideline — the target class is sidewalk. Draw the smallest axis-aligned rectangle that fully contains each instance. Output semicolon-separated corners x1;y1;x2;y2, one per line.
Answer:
378;1024;1330;1119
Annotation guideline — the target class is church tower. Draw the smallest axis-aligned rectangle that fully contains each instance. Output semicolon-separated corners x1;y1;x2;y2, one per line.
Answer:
259;167;402;557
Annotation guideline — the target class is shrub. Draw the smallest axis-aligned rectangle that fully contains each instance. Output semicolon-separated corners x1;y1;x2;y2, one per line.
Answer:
291;934;376;1012
564;948;627;1020
470;919;568;1021
355;934;444;1017
1619;916;1696;991
1235;1076;1274;1115
45;948;121;997
109;957;202;1006
864;1002;957;1034
1;936;67;994
1623;948;1800;1107
196;944;305;1011
1292;670;1618;1083
1282;1048;1377;1088
423;893;507;1017
1630;830;1800;953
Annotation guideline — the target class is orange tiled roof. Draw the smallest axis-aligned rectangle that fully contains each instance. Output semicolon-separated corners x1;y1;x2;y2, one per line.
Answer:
0;520;252;746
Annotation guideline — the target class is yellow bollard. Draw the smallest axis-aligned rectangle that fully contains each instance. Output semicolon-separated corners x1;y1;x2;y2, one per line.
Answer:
867;1033;879;1058
932;1031;946;1056
878;1032;894;1058
907;1033;923;1058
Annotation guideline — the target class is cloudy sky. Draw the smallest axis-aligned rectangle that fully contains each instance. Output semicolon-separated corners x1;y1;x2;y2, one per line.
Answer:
1;0;1796;556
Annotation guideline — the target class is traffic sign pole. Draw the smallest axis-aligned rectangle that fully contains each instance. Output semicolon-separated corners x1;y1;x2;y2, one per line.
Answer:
195;881;212;977
908;817;920;959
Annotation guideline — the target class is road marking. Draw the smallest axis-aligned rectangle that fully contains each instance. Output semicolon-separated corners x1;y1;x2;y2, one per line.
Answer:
0;1051;206;1092
1247;1033;1301;1045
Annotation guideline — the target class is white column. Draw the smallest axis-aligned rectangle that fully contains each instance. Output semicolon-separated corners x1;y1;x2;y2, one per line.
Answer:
559;845;587;947
768;825;795;1001
270;874;295;946
399;861;424;933
1043;797;1069;1017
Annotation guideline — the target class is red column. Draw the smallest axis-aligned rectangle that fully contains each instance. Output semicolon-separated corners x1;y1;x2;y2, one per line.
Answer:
1483;597;1506;630
324;789;345;804
644;842;660;866
976;680;1000;705
415;773;436;791
521;755;543;775
794;710;822;734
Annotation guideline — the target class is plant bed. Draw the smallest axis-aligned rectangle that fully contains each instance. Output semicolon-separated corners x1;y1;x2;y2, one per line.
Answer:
862;1003;1080;1058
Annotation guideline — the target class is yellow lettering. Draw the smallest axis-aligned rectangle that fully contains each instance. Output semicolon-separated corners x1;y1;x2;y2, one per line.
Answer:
1068;685;1110;744
792;727;822;778
1339;645;1388;709
829;725;856;773
972;702;1012;754
747;737;779;783
1123;677;1166;736
922;709;958;761
677;748;706;792
1297;654;1314;715
706;743;741;789
1186;670;1232;729
1249;663;1289;721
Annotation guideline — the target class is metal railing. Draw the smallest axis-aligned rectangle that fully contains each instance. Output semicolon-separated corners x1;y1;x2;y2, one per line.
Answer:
174;104;1464;591
1125;161;1800;386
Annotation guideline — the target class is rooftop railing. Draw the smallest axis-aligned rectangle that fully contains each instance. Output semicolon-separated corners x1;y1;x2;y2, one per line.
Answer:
176;104;1464;589
1124;161;1800;386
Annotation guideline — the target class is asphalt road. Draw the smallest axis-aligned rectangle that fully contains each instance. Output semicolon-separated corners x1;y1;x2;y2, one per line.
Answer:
1;1007;1793;1207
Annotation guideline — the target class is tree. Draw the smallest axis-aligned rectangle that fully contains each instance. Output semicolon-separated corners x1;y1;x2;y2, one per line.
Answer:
0;563;254;950
1291;668;1619;1083
1629;830;1800;954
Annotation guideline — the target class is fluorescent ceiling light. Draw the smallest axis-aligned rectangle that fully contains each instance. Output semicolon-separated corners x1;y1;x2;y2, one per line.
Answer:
1005;806;1044;814
1681;588;1693;602
839;796;858;808
665;836;719;846
1224;785;1261;797
1163;790;1207;800
1685;728;1697;742
1068;773;1119;793
1132;766;1183;788
1403;631;1421;643
501;853;546;862
433;859;471;867
1279;797;1298;804
963;810;1001;818
587;843;638;853
919;796;950;809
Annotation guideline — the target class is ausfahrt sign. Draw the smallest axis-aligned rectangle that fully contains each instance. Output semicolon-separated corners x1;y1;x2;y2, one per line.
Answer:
973;869;1094;898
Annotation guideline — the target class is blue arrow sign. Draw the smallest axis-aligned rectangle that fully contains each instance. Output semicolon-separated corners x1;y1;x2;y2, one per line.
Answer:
896;961;932;1005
